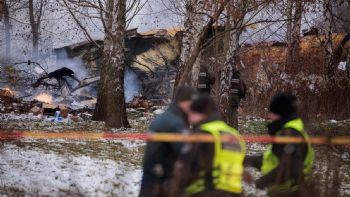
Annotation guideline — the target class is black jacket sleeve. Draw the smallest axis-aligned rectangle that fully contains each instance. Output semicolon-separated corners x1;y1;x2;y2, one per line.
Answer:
179;142;215;187
255;129;307;189
208;68;216;85
239;79;247;100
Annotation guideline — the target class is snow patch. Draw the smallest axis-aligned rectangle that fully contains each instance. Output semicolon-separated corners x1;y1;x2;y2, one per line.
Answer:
0;144;142;196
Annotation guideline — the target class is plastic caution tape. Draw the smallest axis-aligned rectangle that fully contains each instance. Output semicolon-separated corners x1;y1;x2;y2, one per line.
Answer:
0;130;350;144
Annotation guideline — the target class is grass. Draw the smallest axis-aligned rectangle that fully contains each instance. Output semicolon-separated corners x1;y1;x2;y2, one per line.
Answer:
239;119;267;135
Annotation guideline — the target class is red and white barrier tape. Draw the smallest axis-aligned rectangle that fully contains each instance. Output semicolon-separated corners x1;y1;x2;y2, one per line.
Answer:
0;130;350;144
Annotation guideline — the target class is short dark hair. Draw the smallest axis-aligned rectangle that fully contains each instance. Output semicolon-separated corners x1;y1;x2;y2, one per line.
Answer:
190;95;217;116
174;86;197;103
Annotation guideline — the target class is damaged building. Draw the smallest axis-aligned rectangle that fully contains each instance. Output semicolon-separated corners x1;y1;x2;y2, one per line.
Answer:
53;28;182;101
53;26;350;103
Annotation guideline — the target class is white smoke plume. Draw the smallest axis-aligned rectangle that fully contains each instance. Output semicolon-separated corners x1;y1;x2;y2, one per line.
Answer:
124;68;140;102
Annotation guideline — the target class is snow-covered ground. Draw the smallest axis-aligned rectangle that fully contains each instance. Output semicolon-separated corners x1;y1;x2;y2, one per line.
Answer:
0;142;142;197
0;140;266;197
1;119;350;197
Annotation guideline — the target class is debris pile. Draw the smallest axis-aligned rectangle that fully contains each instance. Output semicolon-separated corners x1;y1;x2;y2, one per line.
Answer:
0;88;41;114
0;87;166;125
0;88;94;122
128;96;153;111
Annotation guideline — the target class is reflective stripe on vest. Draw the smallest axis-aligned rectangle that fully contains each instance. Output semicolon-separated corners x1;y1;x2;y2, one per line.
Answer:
198;84;207;89
186;121;246;195
199;72;207;77
260;118;315;193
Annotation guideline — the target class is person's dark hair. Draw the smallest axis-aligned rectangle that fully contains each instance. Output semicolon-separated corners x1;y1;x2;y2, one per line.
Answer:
174;86;197;103
190;95;217;116
269;93;298;117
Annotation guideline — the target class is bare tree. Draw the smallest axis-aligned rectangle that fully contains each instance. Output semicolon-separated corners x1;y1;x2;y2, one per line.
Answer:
60;0;146;128
180;0;205;87
285;0;303;72
332;0;350;78
218;0;268;123
1;0;11;61
28;0;46;58
347;46;350;78
174;0;227;89
92;0;129;128
332;0;350;33
323;0;334;80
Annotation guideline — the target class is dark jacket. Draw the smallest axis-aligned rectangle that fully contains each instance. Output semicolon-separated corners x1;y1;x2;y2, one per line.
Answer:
229;70;246;108
139;104;188;197
244;117;308;194
197;65;215;94
174;115;239;197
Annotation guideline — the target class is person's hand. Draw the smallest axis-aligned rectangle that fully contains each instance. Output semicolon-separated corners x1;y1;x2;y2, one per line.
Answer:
243;170;254;184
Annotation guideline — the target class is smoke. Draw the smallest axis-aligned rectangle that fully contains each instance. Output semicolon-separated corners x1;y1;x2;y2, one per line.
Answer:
0;0;142;102
124;68;140;102
52;49;88;80
53;48;140;102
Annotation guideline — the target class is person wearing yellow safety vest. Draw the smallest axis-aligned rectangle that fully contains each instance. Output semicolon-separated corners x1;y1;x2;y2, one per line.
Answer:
244;93;315;197
172;95;246;197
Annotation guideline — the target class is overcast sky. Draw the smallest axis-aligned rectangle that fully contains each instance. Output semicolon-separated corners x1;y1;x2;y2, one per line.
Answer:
0;0;323;62
128;0;183;32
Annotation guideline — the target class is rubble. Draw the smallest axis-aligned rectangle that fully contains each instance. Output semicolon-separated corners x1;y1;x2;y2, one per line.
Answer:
0;87;164;126
0;88;14;97
70;115;80;122
0;88;42;114
0;88;95;122
29;106;41;115
58;104;69;118
80;113;92;121
79;98;97;108
53;27;181;100
42;103;59;116
128;96;153;110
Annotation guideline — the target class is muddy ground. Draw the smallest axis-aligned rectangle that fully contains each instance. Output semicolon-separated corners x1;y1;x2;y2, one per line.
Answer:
0;114;349;197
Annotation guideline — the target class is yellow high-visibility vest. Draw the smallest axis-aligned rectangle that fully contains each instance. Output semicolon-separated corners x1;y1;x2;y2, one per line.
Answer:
261;118;315;193
186;121;246;195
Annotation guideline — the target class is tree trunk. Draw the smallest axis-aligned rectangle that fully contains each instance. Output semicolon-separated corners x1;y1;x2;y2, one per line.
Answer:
218;17;242;121
346;47;350;78
175;0;205;88
92;0;130;128
191;50;202;87
324;0;334;80
286;0;293;50
3;0;11;61
32;26;39;57
29;0;40;58
174;1;226;91
286;0;303;72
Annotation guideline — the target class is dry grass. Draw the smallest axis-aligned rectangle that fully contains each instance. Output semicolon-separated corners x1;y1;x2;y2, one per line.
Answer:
234;33;350;120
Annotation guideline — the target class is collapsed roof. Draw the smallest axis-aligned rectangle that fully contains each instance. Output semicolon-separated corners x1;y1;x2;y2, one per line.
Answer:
53;28;182;99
